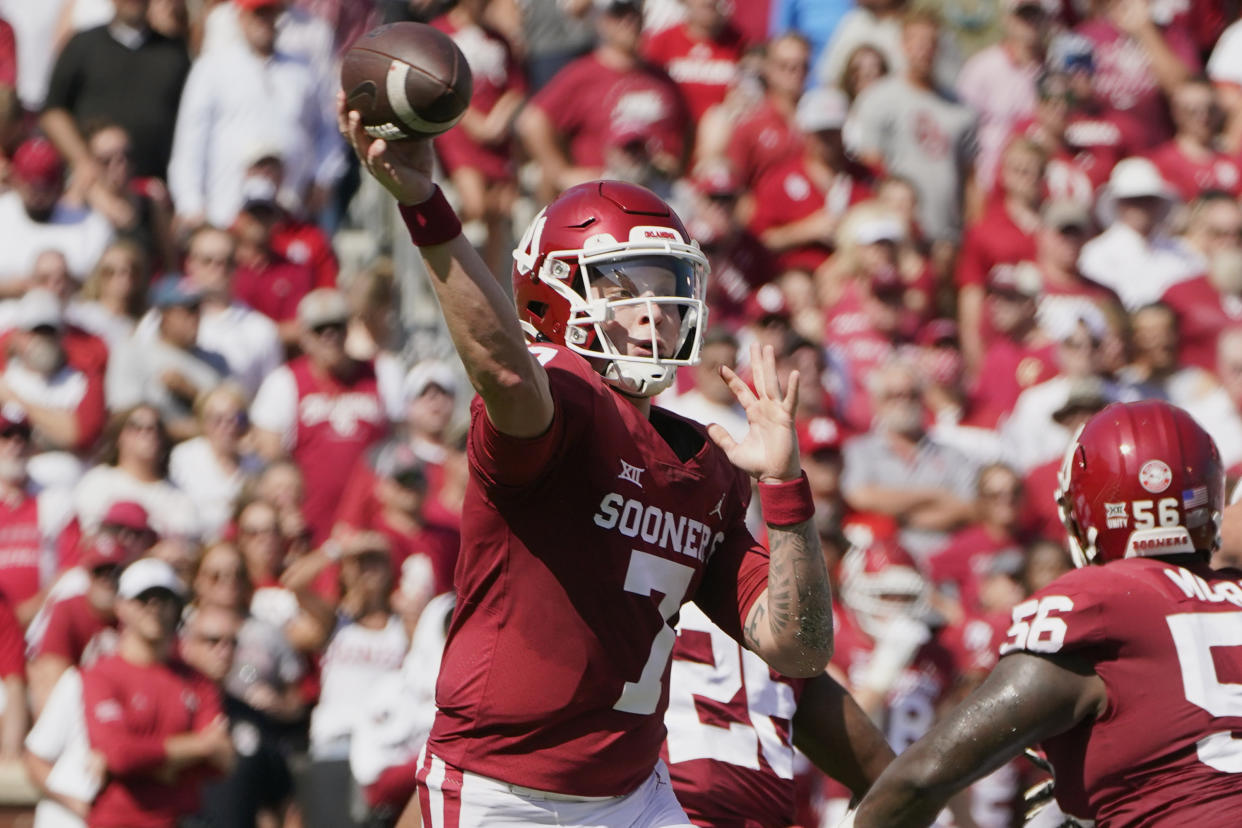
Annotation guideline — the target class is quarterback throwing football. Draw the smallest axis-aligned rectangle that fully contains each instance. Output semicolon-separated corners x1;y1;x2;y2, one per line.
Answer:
340;98;834;827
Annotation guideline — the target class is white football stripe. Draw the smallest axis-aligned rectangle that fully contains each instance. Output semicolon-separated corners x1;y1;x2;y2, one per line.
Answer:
386;59;465;134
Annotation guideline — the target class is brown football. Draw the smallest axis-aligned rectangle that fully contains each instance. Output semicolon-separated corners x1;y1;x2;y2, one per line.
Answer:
341;22;473;140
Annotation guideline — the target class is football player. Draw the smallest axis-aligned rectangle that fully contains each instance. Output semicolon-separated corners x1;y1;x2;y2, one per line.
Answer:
340;100;834;827
851;400;1242;827
663;602;894;828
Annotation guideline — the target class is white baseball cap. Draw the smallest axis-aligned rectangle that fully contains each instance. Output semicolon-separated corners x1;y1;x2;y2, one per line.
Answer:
795;87;850;134
404;360;459;401
1105;157;1175;201
118;558;187;601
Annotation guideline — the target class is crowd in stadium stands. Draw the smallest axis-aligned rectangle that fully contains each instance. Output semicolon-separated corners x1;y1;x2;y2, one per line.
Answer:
0;0;1235;825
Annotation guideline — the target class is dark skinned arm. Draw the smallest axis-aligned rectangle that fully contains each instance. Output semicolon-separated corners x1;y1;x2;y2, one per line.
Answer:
793;672;896;800
853;651;1107;827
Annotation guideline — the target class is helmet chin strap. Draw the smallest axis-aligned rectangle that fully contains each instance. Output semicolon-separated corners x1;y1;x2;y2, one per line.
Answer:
602;360;676;398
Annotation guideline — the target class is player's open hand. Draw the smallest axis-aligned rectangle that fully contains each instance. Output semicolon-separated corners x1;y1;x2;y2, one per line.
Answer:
708;343;801;484
337;91;436;205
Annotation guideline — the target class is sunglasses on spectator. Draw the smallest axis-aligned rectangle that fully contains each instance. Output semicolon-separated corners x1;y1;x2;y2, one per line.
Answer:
124;418;160;434
1207;225;1242;240
94;149;129;165
189;251;233;268
204;410;245;428
880;388;920;401
1056;224;1088;238
91;563;121;579
311;322;347;337
202;567;245;584
981;487;1022;500
240;522;280;537
135;588;181;606
192;631;238;648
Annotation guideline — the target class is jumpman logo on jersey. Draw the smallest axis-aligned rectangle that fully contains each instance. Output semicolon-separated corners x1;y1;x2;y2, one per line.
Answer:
618;459;645;488
709;494;725;520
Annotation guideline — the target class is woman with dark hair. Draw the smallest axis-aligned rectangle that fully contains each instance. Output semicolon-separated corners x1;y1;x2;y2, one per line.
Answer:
841;43;889;101
71;403;199;539
67;240;150;348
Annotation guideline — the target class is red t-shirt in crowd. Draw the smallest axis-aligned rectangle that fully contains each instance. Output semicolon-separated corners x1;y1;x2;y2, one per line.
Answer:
0;20;15;88
1161;274;1242;374
643;21;745;124
1002;558;1242;823
426;344;769;797
82;654;223;828
701;230;779;330
0;597;22;679
35;593;116;666
939;609;1010;676
0;494;44;608
1147;141;1242;201
965;336;1058;429
433;16;527;180
824;284;907;431
530;53;689;169
1020;457;1065;542
232;254;314;324
726;97;803;189
271;219;338;291
926;525;1023;614
1073;19;1200;151
956;202;1038;290
749;156;872;275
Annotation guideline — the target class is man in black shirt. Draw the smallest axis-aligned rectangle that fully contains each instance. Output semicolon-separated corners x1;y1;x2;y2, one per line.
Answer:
40;0;190;184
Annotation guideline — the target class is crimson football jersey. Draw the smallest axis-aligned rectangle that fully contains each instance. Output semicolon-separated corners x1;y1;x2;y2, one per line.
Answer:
426;344;770;797
999;557;1242;825
664;602;804;828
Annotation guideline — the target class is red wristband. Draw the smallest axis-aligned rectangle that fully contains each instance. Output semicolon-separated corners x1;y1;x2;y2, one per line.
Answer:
398;186;462;247
758;473;815;526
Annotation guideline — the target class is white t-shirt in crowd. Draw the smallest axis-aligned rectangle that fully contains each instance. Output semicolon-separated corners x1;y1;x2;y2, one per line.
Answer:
309;615;408;758
72;465;200;539
25;667;101;828
0;193;113;284
167;437;263;541
64;302;134;350
134;303;282;399
0;0;69;109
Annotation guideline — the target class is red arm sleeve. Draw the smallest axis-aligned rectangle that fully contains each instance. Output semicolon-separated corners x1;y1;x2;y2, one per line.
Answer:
73;369;106;451
82;667;169;775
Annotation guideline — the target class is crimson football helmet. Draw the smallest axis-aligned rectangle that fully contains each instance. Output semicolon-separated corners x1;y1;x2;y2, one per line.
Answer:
1056;400;1223;567
839;515;930;639
512;181;709;397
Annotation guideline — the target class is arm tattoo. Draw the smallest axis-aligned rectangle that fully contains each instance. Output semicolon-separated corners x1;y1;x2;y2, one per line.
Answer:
766;519;834;663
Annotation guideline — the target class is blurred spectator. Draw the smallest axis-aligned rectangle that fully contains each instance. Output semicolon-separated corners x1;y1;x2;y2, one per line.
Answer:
1;0;73;112
82;558;233;828
80;121;177;271
815;0;963;98
661;327;747;440
253;461;312;561
0;290;108;460
0;408;69;626
40;0;190;190
749;87;871;280
1021;536;1073;593
643;0;744;124
230;197;316;346
239;148;339;289
68;240;149;349
1216;328;1242;440
1073;0;1198;151
1116;302;1242;467
433;0;527;275
0;138;114;293
771;0;852;74
251;289;389;544
168;383;262;540
518;0;594;91
798;414;846;542
180;224;282;398
192;545;304;828
956;137;1044;374
1147;77;1242;201
23;663;97;828
839;43;888;102
840;357;977;561
1162;191;1242;372
1207;15;1242;152
965;264;1056;429
822;214;917;430
300;532;406;828
179;602;241;686
1003;316;1115;471
1031;200;1126;348
954;0;1050;193
200;0;334;87
518;0;690;200
343;260;404;418
926;462;1027;620
106;275;226;441
679;161;778;331
847;9;978;252
168;0;345;228
724;32;808;192
1080;157;1198;311
26;533;126;716
72;405;199;539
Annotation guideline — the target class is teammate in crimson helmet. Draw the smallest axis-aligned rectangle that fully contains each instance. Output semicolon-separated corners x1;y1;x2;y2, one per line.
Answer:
340;98;835;827
852;400;1242;828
